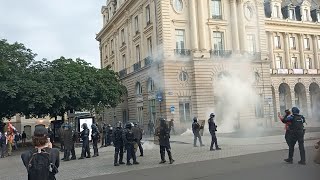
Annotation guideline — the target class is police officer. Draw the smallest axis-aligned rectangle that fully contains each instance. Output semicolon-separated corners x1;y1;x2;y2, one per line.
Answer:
62;123;73;161
113;121;125;166
157;118;174;164
91;124;100;157
133;123;144;156
192;117;204;147
208;113;221;151
106;124;113;146
282;107;306;165
79;123;91;159
101;123;107;147
122;123;139;165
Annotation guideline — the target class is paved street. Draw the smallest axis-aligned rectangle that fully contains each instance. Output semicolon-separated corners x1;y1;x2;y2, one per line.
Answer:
0;130;319;180
81;147;320;180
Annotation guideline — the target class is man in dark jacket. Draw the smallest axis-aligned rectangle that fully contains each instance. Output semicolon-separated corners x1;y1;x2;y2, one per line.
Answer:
79;123;91;159
192;117;204;147
157;118;174;164
91;124;100;157
208;113;221;151
21;125;59;180
122;123;139;165
101;123;107;147
282;107;306;165
0;132;6;158
62;124;72;161
132;123;144;156
112;121;125;166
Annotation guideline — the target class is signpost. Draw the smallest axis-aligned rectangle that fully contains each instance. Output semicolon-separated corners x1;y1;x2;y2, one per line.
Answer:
157;91;163;117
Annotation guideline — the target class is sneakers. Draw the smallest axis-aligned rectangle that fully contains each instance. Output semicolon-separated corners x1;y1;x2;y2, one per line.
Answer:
284;158;293;164
298;161;306;165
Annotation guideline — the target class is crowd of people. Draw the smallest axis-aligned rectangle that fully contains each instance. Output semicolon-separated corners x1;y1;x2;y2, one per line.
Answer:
0;129;27;158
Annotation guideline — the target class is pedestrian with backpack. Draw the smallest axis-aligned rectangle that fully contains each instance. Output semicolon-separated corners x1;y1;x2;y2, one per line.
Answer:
21;125;60;180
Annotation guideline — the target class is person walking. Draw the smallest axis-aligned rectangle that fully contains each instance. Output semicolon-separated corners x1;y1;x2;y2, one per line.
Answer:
157;118;174;164
7;131;14;156
208;113;221;151
169;119;175;135
192;117;204;147
112;122;125;166
79;123;91;159
22;131;27;147
148;121;154;137
122;123;139;165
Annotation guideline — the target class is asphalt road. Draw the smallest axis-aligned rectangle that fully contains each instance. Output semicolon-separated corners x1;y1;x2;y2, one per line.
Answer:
80;147;320;180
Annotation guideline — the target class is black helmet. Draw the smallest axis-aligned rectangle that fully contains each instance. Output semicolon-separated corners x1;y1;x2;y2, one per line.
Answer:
81;123;88;129
193;117;198;122
210;113;215;117
125;123;132;129
91;124;97;130
292;107;300;115
116;121;122;128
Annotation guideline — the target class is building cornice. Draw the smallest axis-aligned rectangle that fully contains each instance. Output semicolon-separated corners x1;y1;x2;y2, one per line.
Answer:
96;0;136;41
265;18;320;33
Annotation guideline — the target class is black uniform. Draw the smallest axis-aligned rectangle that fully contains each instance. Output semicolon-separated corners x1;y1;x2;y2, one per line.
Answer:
157;119;174;164
192;119;204;147
79;124;90;159
112;126;124;166
106;125;113;146
62;125;74;161
133;124;144;156
91;124;100;157
122;123;139;165
208;114;221;151
282;107;306;164
101;124;107;147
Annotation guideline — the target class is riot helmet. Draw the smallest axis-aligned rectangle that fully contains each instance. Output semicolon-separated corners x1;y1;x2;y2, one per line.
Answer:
81;123;88;129
193;117;198;122
292;107;300;115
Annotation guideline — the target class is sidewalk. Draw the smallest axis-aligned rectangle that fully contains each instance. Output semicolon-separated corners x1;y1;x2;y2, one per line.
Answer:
0;129;318;180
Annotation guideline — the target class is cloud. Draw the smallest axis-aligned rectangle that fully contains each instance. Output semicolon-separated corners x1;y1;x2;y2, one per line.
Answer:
0;0;105;67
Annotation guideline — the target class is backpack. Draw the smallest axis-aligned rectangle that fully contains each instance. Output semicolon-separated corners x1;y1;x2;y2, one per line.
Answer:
27;148;58;180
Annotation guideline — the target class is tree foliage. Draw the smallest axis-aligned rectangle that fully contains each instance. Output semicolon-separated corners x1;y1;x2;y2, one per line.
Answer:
0;39;126;120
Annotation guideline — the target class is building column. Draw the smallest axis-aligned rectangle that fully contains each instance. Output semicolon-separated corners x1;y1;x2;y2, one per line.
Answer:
268;32;275;69
283;32;290;69
305;86;312;118
299;34;305;69
312;35;319;69
230;0;240;51
189;0;199;50
274;88;281;117
237;0;246;52
197;0;208;50
291;89;296;108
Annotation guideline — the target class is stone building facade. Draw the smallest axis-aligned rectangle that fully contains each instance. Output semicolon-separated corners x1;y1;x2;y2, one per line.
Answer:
96;0;320;131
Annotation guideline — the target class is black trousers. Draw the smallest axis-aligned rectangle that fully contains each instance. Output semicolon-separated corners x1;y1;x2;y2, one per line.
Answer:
138;141;144;156
81;140;90;158
160;145;173;161
193;133;203;146
92;139;99;156
287;130;305;162
114;145;124;164
210;132;219;150
284;130;289;145
126;144;137;163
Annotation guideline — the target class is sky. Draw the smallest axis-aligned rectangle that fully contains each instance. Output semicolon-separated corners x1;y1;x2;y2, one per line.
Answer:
0;0;106;68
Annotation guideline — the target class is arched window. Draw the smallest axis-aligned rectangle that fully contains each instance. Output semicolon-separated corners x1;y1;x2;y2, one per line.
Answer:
136;82;142;95
147;78;155;92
